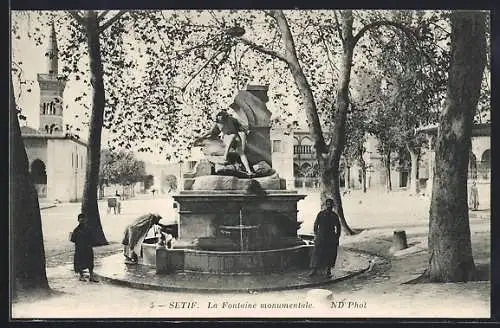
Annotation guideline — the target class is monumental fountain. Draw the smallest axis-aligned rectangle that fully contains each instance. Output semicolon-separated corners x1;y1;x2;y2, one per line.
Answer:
138;85;313;275
93;85;372;292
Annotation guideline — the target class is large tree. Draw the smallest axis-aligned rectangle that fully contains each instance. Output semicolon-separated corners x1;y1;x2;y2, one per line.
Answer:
218;10;424;234
426;11;487;282
10;75;50;298
68;11;128;245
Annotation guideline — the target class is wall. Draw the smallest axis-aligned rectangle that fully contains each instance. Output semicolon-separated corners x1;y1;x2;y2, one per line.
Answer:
23;138;49;198
471;136;490;160
23;137;48;166
270;128;294;189
47;139;86;202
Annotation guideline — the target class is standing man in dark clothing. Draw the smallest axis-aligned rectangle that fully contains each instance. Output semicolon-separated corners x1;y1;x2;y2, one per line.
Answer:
309;198;342;277
70;213;98;282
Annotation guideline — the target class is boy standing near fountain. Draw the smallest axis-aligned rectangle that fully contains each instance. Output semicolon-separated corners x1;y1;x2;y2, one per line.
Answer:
309;199;342;277
70;213;98;282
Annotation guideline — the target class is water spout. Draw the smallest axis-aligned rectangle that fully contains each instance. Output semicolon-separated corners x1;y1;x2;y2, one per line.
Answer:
239;208;244;252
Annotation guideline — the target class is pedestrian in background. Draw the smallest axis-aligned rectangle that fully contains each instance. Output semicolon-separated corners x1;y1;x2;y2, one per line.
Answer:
469;180;479;211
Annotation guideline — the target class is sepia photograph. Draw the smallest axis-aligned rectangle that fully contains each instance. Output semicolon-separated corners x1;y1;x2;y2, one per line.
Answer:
9;7;492;320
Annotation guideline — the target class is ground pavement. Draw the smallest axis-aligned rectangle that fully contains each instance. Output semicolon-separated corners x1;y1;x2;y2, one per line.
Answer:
12;190;491;319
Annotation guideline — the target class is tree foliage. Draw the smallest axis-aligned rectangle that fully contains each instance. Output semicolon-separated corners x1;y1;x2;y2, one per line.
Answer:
100;149;146;187
12;9;472;236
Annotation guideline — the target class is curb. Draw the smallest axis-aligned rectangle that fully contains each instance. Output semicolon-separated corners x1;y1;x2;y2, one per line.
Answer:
94;266;371;293
40;204;57;210
93;252;373;294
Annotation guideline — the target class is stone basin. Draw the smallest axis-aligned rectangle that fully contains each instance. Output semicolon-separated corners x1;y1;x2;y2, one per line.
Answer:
139;243;313;275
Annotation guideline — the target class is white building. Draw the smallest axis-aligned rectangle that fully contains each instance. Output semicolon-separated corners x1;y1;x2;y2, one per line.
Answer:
21;23;88;202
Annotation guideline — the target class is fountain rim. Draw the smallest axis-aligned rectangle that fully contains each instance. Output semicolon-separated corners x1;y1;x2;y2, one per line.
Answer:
173;190;307;200
143;243;313;255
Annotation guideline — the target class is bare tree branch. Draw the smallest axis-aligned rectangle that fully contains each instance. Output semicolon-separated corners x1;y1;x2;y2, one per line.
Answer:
98;11;127;33
236;37;289;64
176;40;218;54
68;11;86;26
263;10;275;19
209;10;224;27
180;45;226;91
97;10;111;21
429;21;451;36
317;28;338;83
270;9;328;154
352;20;417;47
333;11;345;47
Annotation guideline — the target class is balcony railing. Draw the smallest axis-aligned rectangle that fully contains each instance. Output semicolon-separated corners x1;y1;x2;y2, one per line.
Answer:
293;145;313;155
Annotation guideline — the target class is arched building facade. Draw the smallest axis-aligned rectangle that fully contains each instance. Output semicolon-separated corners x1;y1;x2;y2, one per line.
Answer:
20;22;88;202
268;122;490;192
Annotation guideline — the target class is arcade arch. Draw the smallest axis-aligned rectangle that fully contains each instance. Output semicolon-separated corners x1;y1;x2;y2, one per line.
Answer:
30;159;47;185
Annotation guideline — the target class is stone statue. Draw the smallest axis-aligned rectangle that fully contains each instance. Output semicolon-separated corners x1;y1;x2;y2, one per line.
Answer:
197;109;254;177
193;85;276;180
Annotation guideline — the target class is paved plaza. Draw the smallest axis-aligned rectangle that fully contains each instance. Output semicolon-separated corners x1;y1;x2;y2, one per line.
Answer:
11;188;491;319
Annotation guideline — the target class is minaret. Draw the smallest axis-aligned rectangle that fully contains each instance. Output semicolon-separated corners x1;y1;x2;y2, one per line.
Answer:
37;21;66;135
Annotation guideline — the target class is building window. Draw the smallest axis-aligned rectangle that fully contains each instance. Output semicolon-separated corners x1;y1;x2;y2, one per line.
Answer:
293;145;312;154
72;153;74;168
76;154;78;169
272;140;283;153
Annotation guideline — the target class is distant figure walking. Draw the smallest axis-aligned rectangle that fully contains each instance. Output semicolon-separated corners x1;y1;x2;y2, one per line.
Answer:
309;198;341;277
70;213;98;282
469;181;479;211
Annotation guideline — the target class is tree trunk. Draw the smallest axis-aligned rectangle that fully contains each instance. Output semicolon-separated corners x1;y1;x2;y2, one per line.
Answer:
81;11;108;246
316;11;356;235
320;157;355;235
385;151;392;191
321;10;356;235
272;11;327;155
272;10;355;235
408;144;420;195
427;11;486;282
359;156;367;193
345;165;351;190
10;78;50;298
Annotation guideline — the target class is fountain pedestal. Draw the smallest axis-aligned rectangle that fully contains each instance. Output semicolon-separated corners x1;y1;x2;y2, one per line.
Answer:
219;225;259;252
173;190;305;249
152;189;312;274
